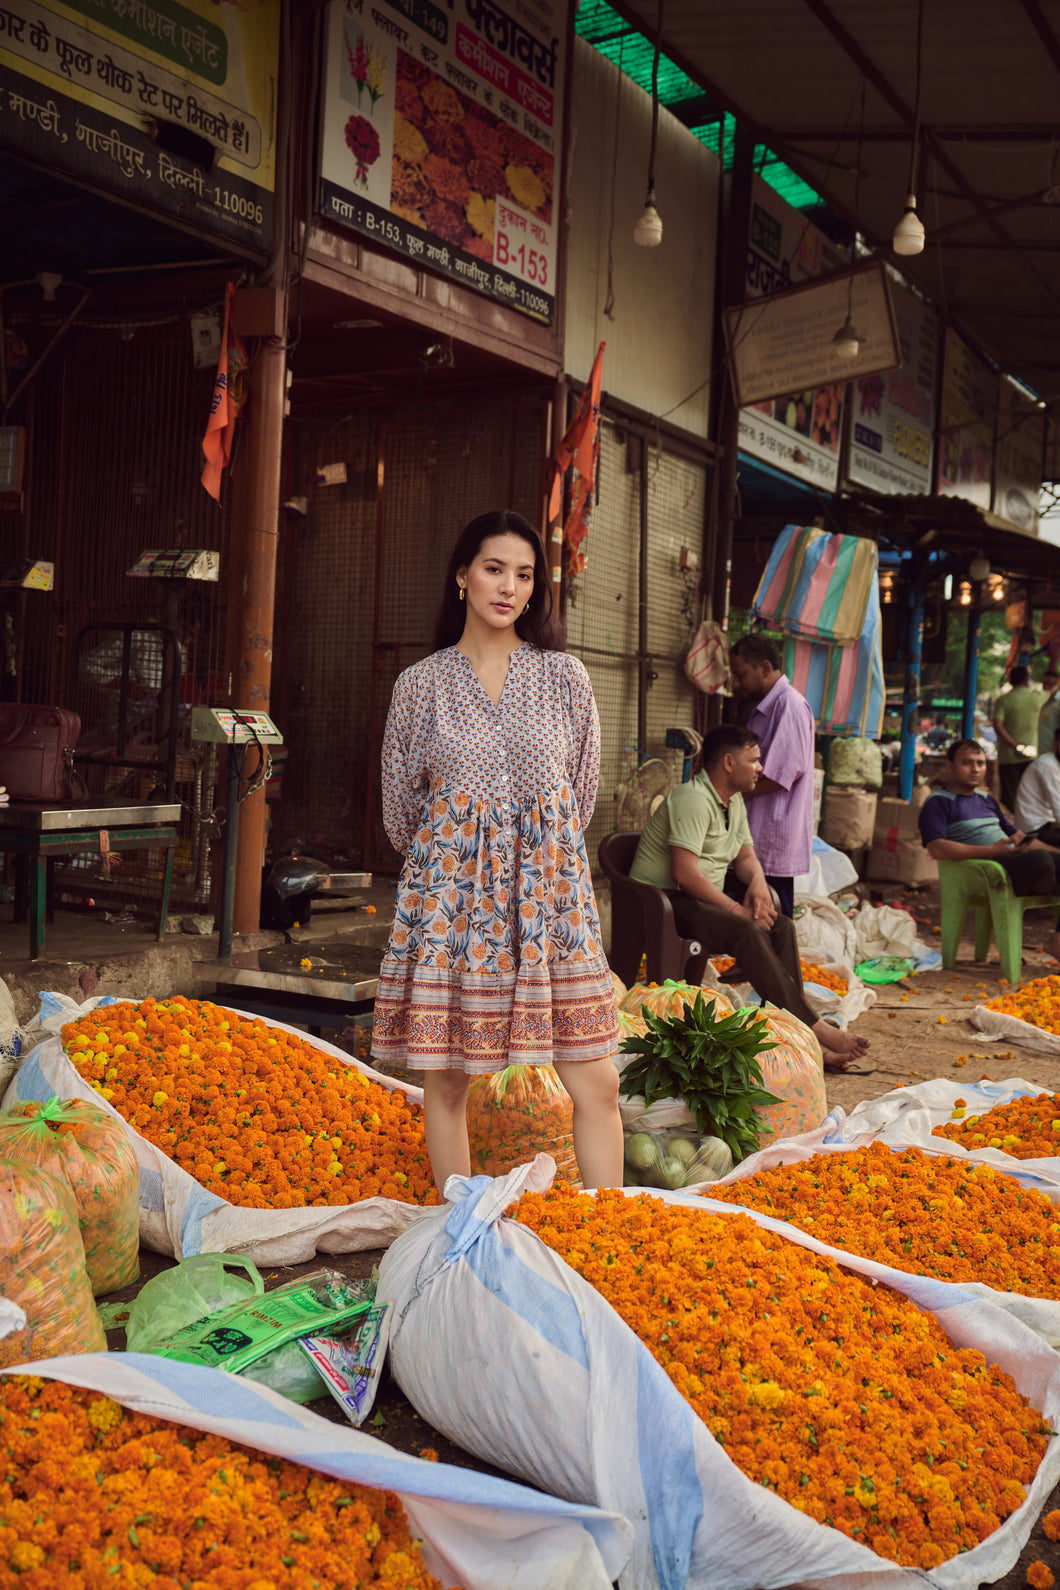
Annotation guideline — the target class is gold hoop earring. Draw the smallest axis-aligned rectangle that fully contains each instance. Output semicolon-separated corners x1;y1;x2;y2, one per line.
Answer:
458;587;465;602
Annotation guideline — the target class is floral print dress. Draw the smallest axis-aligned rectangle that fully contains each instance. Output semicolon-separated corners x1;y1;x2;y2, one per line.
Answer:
372;645;618;1073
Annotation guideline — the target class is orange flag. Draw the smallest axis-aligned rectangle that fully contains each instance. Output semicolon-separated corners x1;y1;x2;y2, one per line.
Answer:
200;281;247;501
549;341;605;578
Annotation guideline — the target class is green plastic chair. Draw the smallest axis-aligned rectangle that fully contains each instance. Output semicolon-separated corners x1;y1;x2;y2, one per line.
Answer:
937;858;1060;983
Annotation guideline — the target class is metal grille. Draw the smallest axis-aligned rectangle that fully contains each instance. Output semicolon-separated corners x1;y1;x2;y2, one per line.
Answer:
273;394;550;871
3;319;232;912
566;416;706;870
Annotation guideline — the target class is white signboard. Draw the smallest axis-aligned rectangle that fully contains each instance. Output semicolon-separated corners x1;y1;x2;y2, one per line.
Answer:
993;377;1043;534
845;278;938;496
736;178;849;492
319;0;563;324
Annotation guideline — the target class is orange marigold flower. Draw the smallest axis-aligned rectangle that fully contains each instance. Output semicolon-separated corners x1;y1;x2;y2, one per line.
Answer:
515;1186;1050;1569
0;1375;452;1587
60;997;439;1211
1028;1562;1055;1589
932;1089;1060;1161
1044;1508;1060;1542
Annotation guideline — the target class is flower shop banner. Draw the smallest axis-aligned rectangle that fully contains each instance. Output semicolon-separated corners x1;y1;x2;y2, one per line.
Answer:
844;276;938;498
319;0;563;324
0;0;279;255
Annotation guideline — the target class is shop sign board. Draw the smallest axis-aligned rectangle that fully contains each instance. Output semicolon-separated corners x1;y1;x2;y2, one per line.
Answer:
0;0;278;254
936;327;998;511
735;177;850;493
993;376;1043;535
319;0;563;324
844;278;937;497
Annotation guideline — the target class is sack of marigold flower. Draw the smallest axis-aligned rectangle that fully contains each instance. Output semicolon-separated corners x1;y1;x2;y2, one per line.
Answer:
0;1158;106;1368
969;975;1060;1055
708;1130;1060;1349
3;991;441;1265
378;1155;1060;1590
0;1094;139;1295
467;1064;580;1184
0;1354;632;1590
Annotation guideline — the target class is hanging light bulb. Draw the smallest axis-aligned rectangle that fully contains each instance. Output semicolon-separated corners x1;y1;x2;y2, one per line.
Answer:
969;554;990;582
634;0;664;249
959;581;972;606
634;186;663;247
831;317;862;359
892;191;926;255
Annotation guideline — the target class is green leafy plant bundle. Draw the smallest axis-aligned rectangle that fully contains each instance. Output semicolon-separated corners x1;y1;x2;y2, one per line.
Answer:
618;991;782;1164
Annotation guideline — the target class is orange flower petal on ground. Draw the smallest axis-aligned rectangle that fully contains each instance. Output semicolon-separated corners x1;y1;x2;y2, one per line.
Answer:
60;997;440;1211
515;1186;1050;1569
984;976;1060;1034
0;1374;453;1588
709;1141;1060;1298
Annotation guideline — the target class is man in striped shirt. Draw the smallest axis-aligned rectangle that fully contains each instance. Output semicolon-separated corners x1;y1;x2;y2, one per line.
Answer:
730;634;816;919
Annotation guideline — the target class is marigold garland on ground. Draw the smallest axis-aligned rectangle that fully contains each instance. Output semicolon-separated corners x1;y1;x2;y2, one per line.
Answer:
933;1090;1060;1161
0;1374;452;1589
712;957;848;994
708;1141;1060;1297
60;997;440;1210
515;1186;1050;1570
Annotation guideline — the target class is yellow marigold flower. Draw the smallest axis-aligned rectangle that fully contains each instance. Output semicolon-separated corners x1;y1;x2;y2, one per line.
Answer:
152;1090;168;1106
300;958;313;970
9;1543;45;1572
87;1395;124;1432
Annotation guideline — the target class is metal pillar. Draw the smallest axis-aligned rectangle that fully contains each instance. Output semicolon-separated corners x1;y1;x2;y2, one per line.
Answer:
232;305;287;933
898;570;925;801
961;603;982;741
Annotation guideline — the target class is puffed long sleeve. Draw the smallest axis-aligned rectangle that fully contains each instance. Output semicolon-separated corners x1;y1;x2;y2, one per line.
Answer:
379;671;423;857
563;655;601;826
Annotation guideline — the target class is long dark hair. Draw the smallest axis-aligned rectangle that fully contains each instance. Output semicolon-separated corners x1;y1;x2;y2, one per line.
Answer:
433;510;565;652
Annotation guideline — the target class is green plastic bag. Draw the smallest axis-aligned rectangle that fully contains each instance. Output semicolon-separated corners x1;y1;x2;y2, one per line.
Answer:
126;1257;374;1404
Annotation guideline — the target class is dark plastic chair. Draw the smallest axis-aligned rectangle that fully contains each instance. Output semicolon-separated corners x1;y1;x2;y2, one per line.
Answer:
598;831;708;988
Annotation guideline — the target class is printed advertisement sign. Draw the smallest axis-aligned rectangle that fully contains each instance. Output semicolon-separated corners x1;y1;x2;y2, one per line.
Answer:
319;0;562;324
737;176;849;493
993;377;1043;535
0;0;279;253
845;277;938;497
936;327;998;510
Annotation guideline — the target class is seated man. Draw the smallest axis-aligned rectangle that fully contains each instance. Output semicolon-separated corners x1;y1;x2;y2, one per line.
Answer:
629;724;869;1072
920;737;1060;962
1017;723;1060;849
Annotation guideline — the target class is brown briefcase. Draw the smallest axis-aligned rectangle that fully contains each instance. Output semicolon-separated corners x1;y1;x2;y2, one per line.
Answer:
0;705;82;802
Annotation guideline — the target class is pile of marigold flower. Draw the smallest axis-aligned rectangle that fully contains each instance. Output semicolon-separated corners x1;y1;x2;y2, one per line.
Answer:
0;1374;450;1589
933;1090;1060;1161
709;1141;1060;1296
982;976;1060;1033
515;1186;1050;1569
61;997;439;1209
712;957;848;994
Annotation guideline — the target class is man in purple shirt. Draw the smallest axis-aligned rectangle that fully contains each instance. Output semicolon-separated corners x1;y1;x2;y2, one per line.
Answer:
730;634;815;918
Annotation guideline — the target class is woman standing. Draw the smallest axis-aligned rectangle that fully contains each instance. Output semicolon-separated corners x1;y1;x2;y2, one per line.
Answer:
372;509;623;1193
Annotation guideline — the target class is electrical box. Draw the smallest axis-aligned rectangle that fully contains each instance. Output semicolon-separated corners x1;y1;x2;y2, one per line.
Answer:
190;708;284;745
127;549;220;580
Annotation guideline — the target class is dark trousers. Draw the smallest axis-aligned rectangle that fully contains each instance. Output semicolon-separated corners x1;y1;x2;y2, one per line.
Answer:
999;760;1031;812
1028;823;1060;850
667;891;817;1029
764;875;795;919
996;849;1060;896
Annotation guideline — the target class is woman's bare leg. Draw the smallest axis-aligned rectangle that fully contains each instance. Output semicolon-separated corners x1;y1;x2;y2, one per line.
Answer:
554;1057;624;1189
422;1069;471;1194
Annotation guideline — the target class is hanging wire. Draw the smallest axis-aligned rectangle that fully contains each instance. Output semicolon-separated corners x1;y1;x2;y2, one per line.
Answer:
906;0;926;196
602;33;625;320
646;0;663;195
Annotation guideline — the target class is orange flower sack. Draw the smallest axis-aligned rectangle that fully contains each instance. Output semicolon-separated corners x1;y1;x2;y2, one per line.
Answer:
467;1065;579;1184
0;1157;106;1368
9;992;439;1266
745;1009;828;1146
377;1158;1060;1589
620;980;733;1021
0;1096;139;1296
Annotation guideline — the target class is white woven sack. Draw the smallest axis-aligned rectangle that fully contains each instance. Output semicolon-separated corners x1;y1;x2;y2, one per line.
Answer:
971;1001;1060;1056
3;991;433;1265
379;1155;1060;1590
0;1354;630;1590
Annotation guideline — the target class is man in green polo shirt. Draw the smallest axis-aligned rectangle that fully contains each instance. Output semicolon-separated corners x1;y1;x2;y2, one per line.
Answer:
993;665;1043;810
630;724;869;1071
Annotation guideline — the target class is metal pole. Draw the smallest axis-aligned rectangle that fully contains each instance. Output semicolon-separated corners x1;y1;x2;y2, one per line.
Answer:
899;569;925;801
637;434;649;755
232;305;287;933
961;602;982;740
218;744;241;960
